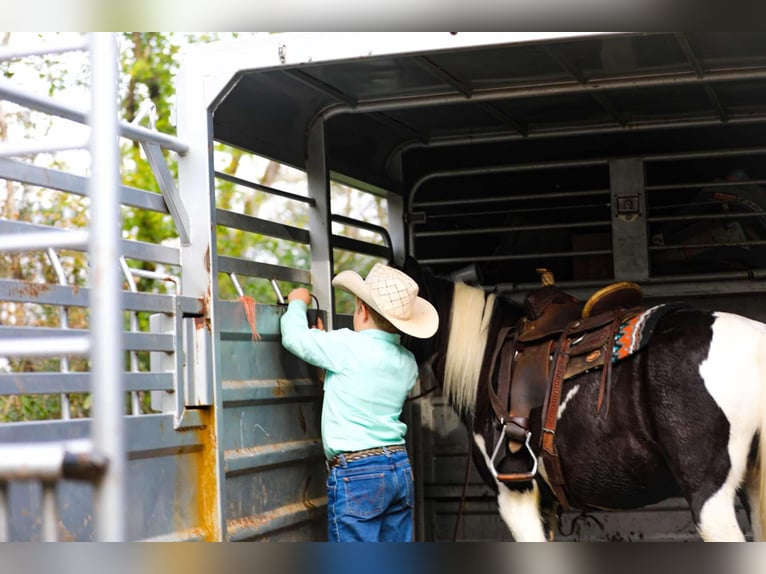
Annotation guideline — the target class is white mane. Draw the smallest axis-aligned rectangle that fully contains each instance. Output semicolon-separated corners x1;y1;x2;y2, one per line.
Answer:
442;282;496;416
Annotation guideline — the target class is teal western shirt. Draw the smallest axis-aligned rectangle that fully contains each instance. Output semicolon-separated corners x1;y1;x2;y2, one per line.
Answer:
280;300;418;460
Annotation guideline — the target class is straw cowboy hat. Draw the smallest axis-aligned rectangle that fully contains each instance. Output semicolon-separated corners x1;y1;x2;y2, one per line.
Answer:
332;263;439;339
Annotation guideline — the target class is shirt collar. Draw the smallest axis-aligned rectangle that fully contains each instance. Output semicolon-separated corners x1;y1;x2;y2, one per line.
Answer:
361;329;401;344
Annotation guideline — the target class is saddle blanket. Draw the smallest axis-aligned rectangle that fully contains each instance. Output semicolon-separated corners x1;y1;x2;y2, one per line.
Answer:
613;303;689;361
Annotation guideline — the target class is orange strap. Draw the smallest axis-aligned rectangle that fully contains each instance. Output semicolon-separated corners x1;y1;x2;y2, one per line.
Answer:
239;296;261;341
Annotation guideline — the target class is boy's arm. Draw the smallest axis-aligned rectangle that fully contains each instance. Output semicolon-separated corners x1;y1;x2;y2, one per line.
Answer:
280;295;342;372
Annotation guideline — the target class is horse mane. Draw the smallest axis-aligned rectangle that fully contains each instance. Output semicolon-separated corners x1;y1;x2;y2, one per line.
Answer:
442;283;496;417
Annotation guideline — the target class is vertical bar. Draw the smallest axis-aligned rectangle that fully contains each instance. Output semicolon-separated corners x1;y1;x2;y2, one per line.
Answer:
88;32;125;541
41;482;57;542
119;257;141;415
609;158;650;281
387;192;406;266
47;249;72;419
0;481;8;541
175;49;226;541
307;119;334;328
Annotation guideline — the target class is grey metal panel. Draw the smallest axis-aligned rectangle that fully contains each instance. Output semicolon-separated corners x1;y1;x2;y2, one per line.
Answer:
0;279;200;315
1;327;174;353
217;299;326;541
0;413;206;541
217;255;311;285
0;372;173;395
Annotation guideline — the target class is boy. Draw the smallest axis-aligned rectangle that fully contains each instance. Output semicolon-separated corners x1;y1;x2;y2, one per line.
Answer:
280;263;438;542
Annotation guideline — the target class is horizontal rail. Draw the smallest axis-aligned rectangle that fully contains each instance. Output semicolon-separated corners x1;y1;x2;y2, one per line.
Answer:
227;498;327;541
0;372;174;395
0;157;169;213
419;248;612;266
0;279;202;315
217;256;311;285
0;336;90;356
224;439;323;474
0;327;174;353
331;235;391;260
0;77;189;155
415;220;609;238
0;229;88;252
214;171;315;205
0;439;106;481
0;38;88;61
222;379;321;404
412;187;610;208
216;208;310;244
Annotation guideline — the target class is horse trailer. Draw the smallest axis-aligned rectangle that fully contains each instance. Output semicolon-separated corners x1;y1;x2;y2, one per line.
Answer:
1;31;765;540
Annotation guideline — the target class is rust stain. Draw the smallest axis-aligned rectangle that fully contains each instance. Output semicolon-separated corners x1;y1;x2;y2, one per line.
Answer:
194;287;212;331
203;245;210;273
273;379;290;398
9;281;55;299
194;407;220;541
297;406;307;434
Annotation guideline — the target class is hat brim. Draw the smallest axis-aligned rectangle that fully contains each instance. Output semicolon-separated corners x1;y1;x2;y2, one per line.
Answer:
332;269;439;339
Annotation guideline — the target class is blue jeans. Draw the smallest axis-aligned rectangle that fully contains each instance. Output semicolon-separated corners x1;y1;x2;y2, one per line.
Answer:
326;447;414;542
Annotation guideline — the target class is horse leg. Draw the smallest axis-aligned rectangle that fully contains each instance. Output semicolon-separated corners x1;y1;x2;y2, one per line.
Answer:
473;433;548;541
696;483;747;541
743;463;763;541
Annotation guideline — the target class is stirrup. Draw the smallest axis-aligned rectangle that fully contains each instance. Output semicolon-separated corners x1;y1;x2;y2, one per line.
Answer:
489;428;538;483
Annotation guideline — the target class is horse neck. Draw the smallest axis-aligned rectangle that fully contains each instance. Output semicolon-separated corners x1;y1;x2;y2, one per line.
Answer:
441;282;497;417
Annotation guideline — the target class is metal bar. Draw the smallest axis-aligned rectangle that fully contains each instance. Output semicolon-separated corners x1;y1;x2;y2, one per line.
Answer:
88;32;124;542
214;171;315;205
41;482;58;542
648;211;766;224
0;38;88;61
229;273;244;298
0;482;7;542
141;141;191;245
645;146;766;163
425;201;608;220
413;187;609;208
0;372;174;395
399;113;766;153
0;157;169;213
418;248;612;265
646;178;766;192
0;336;90;356
322;66;766;119
307;119;334;327
0;328;172;352
331;213;392;249
217;256;311;284
224;439;323;474
216;208;310;244
411;157;608;201
283;69;357;106
119;257;141;415
0;77;188;155
0;440;94;481
415;219;609;238
47;248;71;420
0;136;89;158
649;239;766;251
0;230;89;252
331;235;391;260
226;498;327;542
0;279;196;315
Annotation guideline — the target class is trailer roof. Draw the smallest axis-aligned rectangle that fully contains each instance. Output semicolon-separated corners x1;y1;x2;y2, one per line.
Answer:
210;32;766;197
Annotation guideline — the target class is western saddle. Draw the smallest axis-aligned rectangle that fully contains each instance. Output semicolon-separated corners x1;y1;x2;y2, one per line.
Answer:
486;268;643;509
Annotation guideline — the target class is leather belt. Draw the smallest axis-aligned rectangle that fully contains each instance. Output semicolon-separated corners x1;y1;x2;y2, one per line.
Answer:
327;444;407;468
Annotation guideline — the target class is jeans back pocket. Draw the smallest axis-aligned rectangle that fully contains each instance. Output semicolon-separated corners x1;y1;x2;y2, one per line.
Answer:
342;472;387;519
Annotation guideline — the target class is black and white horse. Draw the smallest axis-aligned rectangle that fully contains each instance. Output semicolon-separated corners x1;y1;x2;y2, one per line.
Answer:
403;260;766;542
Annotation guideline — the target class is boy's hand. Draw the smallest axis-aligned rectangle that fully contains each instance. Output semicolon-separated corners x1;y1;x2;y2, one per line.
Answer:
287;287;311;305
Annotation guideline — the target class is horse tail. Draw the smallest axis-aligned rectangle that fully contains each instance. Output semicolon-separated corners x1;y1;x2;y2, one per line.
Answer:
442;282;495;417
759;367;766;540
